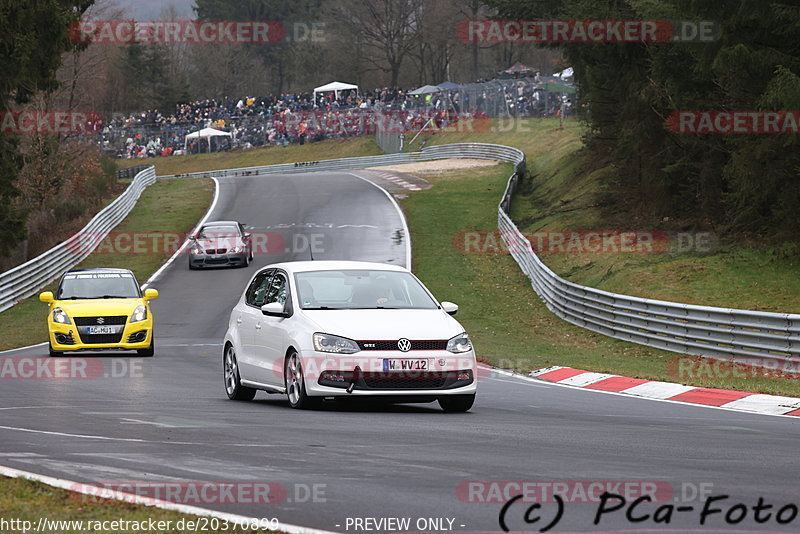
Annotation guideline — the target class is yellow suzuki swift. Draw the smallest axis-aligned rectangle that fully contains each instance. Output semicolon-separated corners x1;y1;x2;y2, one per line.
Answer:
39;268;158;357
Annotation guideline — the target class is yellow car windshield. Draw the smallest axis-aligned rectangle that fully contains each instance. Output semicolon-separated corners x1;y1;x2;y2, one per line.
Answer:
57;272;141;300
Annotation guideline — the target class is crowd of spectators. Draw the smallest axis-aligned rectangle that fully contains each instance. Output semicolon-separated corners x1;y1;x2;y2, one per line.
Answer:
100;78;572;159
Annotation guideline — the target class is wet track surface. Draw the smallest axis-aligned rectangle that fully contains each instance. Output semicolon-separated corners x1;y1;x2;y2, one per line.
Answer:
1;172;799;533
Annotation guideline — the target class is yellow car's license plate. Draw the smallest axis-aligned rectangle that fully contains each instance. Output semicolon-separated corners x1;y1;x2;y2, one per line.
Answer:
87;326;116;335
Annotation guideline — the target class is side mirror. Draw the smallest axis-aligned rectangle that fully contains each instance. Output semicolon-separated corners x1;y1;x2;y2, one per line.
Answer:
143;288;159;300
244;232;251;240
441;301;458;315
261;302;288;317
39;291;54;303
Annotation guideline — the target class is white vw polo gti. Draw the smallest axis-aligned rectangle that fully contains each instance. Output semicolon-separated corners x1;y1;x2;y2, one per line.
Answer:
222;260;477;412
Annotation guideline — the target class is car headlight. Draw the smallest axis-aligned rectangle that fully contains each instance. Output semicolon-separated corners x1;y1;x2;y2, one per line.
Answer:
191;247;204;254
52;307;71;325
130;305;147;323
313;333;360;354
230;246;242;253
446;332;472;353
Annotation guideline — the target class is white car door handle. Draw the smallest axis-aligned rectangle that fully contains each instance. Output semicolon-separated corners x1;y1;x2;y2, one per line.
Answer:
255;323;262;330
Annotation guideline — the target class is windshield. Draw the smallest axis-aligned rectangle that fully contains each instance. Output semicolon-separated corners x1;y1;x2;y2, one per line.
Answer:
295;270;438;310
57;272;141;300
199;225;240;238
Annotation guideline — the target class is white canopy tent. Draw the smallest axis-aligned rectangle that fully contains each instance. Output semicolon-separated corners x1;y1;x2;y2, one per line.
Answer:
184;127;232;153
313;81;360;106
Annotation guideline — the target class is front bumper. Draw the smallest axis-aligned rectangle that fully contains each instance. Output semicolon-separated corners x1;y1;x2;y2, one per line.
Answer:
189;252;248;268
48;320;153;352
299;350;478;397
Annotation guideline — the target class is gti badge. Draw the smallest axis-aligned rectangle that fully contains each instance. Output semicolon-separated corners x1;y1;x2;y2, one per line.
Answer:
397;338;411;352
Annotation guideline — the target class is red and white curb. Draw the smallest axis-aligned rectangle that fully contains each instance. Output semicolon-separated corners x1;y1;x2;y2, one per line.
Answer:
372;170;423;191
530;366;800;417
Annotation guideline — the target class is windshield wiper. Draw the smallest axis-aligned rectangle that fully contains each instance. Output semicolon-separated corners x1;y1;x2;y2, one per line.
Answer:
101;295;128;299
303;306;336;310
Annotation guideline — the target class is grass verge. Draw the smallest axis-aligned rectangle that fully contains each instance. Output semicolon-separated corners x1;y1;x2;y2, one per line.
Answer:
0;475;267;533
401;163;800;397
413;117;800;312
0;177;213;351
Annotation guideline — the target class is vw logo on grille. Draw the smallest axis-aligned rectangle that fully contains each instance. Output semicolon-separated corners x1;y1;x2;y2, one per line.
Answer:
397;338;411;352
96;317;105;324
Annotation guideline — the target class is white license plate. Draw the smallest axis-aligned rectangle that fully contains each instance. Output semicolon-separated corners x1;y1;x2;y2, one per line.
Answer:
87;326;116;335
383;359;430;372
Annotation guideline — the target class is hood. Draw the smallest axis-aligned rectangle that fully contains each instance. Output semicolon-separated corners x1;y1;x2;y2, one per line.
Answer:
196;236;243;250
55;298;143;317
302;309;465;341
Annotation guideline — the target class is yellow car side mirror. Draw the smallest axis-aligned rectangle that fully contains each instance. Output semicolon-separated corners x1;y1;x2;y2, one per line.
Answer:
143;288;159;300
39;291;54;303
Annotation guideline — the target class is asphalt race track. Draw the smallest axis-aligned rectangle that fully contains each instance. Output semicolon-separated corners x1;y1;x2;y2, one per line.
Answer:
2;172;799;533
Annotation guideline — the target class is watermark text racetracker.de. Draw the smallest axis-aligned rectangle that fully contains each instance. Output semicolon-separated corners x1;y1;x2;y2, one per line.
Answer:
668;356;800;381
69;20;326;44
456;19;719;43
67;231;325;256
70;481;326;506
667;111;800;134
453;230;717;255
0;111;103;134
0;357;143;379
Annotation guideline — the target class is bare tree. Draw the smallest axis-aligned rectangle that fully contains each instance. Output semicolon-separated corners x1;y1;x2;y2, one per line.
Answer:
328;0;423;87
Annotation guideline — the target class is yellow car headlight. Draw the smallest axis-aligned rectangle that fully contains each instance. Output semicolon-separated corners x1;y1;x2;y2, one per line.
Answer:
52;307;71;325
131;305;147;323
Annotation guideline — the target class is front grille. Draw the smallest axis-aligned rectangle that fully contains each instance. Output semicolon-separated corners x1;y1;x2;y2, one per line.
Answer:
362;371;449;389
78;333;124;344
74;316;127;326
357;340;448;351
205;248;227;254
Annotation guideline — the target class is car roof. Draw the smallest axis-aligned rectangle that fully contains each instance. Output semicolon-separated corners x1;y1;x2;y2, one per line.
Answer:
65;267;134;275
202;220;240;226
266;260;409;274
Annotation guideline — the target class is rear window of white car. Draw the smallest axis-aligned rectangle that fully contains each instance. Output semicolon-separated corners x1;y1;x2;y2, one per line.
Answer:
295;270;438;310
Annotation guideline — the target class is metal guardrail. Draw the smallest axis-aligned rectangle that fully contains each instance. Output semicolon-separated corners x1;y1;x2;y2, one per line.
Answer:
0;166;157;312
484;145;800;364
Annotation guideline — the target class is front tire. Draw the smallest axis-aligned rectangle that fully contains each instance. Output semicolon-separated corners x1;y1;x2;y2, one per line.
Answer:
137;338;155;357
284;351;320;409
224;345;256;401
438;394;475;413
48;343;62;357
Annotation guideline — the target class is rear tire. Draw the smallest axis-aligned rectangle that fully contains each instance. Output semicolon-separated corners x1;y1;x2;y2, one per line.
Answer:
438;394;475;413
48;343;62;357
223;345;256;401
137;338;154;357
284;351;320;409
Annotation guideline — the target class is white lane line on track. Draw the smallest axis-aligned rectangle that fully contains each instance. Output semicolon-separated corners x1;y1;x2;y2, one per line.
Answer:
142;175;220;289
0;406;74;411
0;465;341;534
0;342;47;355
0;424;280;446
344;172;412;269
